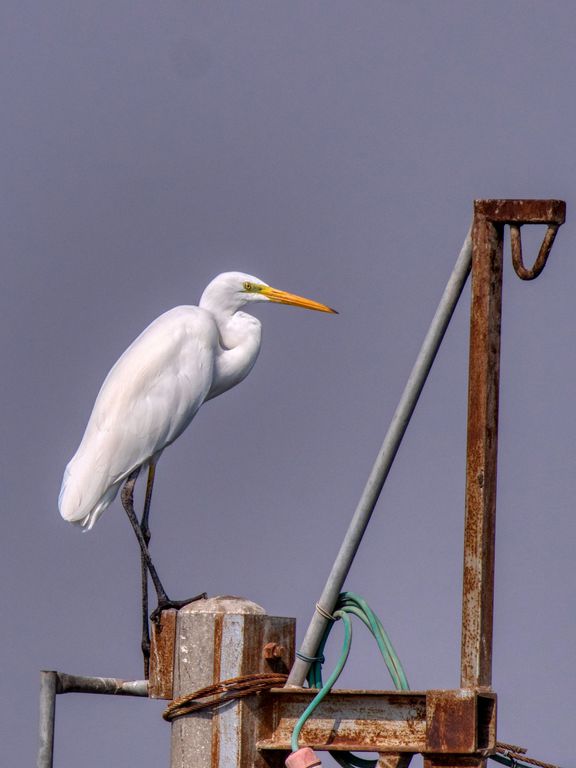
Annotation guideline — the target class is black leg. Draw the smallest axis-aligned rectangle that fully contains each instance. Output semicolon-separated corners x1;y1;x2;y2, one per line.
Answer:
120;467;207;663
120;469;171;607
139;462;156;678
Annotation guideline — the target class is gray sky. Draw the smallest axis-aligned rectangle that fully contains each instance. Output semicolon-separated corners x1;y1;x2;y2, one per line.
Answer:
2;2;575;766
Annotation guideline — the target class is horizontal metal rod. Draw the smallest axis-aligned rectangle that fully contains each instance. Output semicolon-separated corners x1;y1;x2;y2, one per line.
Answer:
55;672;149;696
37;670;148;768
287;229;473;687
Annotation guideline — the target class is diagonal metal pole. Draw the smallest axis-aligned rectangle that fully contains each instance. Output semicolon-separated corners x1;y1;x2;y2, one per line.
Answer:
287;229;473;687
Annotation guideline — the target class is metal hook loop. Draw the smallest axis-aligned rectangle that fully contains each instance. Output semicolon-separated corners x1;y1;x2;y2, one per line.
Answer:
510;222;560;280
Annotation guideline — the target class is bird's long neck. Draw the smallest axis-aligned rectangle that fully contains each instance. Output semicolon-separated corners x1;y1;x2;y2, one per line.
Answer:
206;310;262;400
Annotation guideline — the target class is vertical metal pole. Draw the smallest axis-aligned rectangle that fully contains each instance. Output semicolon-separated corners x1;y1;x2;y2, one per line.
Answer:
287;230;473;688
36;671;147;768
37;670;58;768
460;207;503;690
460;199;566;690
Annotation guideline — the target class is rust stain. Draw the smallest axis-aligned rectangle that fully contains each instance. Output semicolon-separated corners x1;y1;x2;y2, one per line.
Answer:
211;613;223;768
426;691;477;753
148;609;177;699
258;690;428;752
474;199;566;224
377;756;414;768
461;206;502;688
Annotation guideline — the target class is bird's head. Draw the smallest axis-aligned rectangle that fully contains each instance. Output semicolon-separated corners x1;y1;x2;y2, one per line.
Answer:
200;272;337;316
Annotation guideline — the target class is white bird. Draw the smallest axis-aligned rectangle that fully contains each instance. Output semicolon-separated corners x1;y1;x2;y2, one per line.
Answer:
59;271;336;672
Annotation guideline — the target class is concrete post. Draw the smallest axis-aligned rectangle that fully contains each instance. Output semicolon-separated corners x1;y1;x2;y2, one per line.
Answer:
170;595;294;768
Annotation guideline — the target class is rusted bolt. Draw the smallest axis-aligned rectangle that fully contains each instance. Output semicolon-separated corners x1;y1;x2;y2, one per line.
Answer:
263;642;285;660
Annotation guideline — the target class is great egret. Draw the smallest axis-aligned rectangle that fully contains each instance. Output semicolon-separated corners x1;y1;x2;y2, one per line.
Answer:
59;271;336;673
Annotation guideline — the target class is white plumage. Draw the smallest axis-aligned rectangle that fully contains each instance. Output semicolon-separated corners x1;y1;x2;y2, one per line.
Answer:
59;271;335;530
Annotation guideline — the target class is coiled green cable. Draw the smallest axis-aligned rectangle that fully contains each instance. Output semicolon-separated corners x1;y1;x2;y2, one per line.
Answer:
291;592;559;768
291;592;409;765
290;609;352;753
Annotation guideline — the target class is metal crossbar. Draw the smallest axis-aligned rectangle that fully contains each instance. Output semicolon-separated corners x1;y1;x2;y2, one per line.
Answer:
37;671;148;768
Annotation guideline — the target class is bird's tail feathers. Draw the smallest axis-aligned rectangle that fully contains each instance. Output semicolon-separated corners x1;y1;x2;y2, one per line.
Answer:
58;457;122;531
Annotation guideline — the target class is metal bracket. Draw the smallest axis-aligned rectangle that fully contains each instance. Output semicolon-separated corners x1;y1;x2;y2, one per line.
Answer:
473;199;565;281
257;688;496;758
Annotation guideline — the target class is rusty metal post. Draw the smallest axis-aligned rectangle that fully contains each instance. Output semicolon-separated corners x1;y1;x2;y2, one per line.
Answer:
460;205;504;690
460;200;565;690
169;596;294;768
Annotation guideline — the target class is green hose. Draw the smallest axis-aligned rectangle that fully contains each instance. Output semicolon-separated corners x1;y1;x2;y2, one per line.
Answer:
290;609;352;753
291;592;557;768
291;592;409;766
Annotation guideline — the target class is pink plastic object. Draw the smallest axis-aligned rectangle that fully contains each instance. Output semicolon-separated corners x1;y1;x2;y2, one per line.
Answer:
285;747;323;767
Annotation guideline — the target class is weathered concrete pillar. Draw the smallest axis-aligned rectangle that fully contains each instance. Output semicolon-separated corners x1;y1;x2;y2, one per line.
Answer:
169;595;294;768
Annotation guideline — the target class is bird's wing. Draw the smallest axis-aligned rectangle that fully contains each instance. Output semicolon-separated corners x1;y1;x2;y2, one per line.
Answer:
59;306;219;527
92;306;218;450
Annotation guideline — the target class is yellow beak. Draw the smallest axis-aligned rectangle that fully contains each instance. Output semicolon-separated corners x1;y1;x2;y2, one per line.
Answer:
260;285;338;314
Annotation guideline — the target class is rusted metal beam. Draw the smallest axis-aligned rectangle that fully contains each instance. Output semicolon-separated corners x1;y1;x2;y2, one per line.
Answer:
460;199;565;689
257;689;496;756
473;199;565;224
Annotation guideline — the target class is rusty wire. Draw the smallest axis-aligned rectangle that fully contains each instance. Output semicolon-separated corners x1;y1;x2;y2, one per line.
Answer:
162;672;287;721
497;742;528;755
495;742;561;768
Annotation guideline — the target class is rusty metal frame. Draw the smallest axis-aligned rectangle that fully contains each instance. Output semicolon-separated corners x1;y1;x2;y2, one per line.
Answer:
257;688;496;756
461;199;565;690
260;199;566;767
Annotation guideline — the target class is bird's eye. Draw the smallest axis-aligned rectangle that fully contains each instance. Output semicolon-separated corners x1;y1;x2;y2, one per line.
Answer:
243;281;252;291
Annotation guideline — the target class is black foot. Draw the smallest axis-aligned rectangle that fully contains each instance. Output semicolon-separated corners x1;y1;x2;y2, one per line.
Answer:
150;592;207;623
